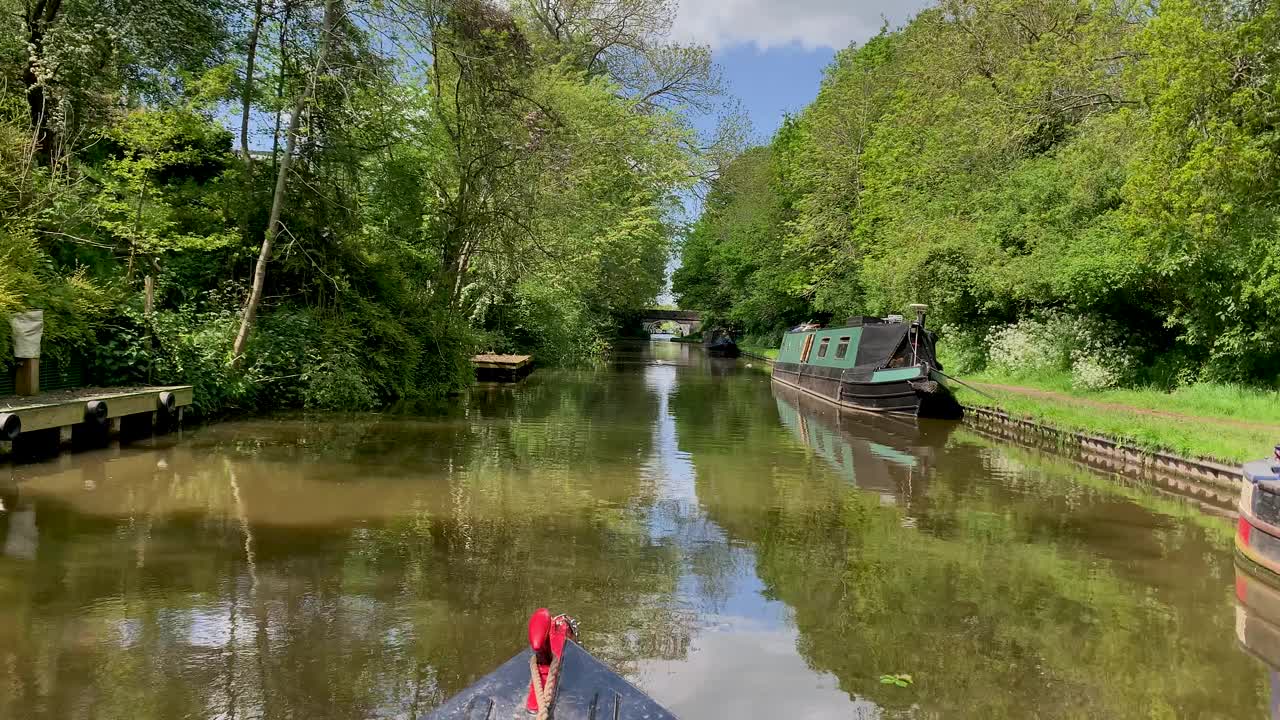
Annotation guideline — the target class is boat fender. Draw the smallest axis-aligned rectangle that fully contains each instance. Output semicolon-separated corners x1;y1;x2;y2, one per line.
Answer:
157;391;177;416
909;379;940;395
85;400;109;426
0;413;19;442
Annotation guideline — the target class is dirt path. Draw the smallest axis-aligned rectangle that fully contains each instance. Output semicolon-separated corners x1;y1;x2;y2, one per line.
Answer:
968;382;1280;432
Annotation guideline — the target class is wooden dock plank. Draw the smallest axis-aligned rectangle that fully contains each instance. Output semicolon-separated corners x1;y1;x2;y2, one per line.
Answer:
471;355;535;382
0;386;194;433
471;354;532;369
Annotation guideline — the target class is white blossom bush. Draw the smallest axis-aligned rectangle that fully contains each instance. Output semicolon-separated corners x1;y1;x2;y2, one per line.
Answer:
985;316;1072;375
984;312;1135;390
1070;355;1122;391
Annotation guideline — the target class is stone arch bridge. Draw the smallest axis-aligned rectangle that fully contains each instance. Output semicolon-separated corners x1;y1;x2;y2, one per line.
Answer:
640;309;702;336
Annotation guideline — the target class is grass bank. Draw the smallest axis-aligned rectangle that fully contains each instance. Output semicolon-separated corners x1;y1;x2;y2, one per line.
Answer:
740;346;778;361
952;372;1280;464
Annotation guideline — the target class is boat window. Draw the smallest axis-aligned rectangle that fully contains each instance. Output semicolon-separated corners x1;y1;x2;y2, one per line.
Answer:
835;337;851;359
817;338;830;358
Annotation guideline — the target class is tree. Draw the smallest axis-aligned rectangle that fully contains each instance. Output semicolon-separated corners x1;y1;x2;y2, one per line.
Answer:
12;0;230;164
232;0;339;366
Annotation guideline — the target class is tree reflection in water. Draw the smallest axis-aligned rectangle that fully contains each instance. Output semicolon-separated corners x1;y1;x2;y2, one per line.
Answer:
679;374;1263;718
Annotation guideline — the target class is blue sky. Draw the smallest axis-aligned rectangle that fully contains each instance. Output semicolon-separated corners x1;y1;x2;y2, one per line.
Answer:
714;44;835;141
672;0;932;138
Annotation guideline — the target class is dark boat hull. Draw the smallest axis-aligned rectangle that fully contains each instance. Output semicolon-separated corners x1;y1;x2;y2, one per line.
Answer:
704;341;740;358
772;361;962;419
422;640;676;720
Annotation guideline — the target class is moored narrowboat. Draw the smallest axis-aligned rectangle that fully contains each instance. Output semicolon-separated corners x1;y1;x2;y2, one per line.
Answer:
1236;446;1280;576
771;305;963;419
703;328;740;358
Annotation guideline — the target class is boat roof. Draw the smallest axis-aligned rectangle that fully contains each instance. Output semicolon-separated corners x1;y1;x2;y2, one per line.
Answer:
1245;459;1280;486
786;317;904;333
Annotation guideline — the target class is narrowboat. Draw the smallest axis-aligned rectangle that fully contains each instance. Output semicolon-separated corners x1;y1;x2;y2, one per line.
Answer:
703;328;740;358
424;609;676;720
1236;445;1280;576
771;305;963;419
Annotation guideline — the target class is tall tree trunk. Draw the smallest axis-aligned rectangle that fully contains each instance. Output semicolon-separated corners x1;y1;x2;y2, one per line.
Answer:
232;0;339;367
271;12;289;175
239;0;266;237
23;0;64;165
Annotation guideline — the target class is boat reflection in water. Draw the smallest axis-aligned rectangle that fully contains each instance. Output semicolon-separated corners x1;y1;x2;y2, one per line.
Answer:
772;381;954;508
1234;564;1280;718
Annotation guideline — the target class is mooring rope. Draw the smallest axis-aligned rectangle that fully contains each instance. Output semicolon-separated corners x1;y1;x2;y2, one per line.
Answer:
528;650;564;720
932;368;999;401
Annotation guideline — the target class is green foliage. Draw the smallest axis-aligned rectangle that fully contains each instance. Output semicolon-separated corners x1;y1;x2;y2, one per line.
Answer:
0;0;708;410
92;108;238;260
677;0;1280;389
672;143;811;335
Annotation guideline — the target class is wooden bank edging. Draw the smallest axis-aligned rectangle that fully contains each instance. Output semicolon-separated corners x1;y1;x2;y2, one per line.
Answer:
739;350;776;365
962;403;1243;503
0;386;194;432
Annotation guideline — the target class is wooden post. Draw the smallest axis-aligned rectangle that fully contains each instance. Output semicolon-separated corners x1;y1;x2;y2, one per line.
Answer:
15;358;38;396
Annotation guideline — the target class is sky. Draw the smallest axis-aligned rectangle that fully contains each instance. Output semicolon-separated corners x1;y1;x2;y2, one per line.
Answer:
656;0;932;302
672;0;932;138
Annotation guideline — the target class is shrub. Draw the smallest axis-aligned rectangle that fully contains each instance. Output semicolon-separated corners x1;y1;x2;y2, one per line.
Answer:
985;312;1135;390
1070;356;1122;391
937;324;989;374
254;308;378;411
986;317;1071;376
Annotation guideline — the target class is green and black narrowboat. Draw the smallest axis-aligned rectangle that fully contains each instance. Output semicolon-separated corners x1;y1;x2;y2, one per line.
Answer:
771;305;963;419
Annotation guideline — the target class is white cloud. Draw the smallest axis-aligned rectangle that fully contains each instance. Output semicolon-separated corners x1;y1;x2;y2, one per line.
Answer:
671;0;931;50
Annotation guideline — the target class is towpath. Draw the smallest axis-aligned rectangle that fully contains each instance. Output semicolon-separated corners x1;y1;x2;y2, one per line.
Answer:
969;382;1280;432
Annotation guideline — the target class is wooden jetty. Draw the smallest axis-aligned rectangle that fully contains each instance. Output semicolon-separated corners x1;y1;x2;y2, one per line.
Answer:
0;385;193;459
472;354;534;383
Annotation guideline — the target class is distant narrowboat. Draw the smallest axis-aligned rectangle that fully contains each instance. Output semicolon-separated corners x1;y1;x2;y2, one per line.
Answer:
771;305;963;419
703;328;741;358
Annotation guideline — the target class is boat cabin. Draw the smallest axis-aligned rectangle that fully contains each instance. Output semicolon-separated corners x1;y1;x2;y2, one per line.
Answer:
776;316;940;383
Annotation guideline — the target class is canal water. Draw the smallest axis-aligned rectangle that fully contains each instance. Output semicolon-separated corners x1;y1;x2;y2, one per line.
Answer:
0;342;1269;718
